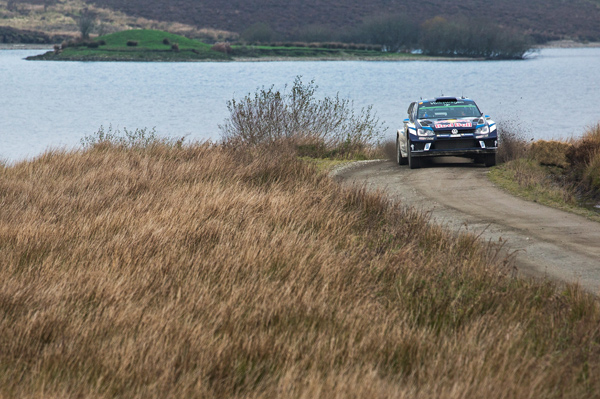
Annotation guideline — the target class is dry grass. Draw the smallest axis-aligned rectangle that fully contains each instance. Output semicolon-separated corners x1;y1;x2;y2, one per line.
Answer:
568;124;600;194
491;124;600;217
530;140;572;168
1;142;599;398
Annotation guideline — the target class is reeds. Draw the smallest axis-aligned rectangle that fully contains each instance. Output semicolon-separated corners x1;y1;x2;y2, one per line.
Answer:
1;142;599;398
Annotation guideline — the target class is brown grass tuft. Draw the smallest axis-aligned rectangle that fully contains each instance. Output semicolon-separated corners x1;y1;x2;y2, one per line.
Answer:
1;142;599;398
530;140;572;168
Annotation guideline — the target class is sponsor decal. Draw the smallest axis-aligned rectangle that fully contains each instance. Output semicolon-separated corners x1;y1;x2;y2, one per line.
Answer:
434;120;473;129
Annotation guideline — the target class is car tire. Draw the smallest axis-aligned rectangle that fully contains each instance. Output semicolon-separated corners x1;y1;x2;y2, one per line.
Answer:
397;136;408;165
408;139;421;169
484;153;496;167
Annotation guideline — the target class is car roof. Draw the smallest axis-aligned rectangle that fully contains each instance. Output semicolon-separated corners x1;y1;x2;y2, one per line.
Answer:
419;97;477;104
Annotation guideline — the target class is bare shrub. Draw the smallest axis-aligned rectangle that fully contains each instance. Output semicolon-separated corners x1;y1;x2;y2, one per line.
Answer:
127;40;138;46
220;76;384;158
80;125;183;150
163;37;170;45
529;140;572;168
77;8;96;40
171;43;179;51
211;42;232;54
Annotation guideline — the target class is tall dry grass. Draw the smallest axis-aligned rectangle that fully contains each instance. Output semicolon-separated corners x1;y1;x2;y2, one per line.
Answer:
1;142;599;398
568;123;600;195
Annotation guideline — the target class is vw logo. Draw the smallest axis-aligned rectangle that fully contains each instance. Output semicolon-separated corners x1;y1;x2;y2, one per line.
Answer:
451;128;458;134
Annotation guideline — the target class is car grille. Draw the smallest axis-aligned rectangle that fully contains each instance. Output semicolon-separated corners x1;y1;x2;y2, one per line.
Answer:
434;139;477;150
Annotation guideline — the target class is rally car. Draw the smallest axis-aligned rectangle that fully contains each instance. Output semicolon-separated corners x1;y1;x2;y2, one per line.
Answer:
396;97;497;169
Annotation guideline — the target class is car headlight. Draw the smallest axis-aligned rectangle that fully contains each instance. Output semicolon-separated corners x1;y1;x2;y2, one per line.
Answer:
417;128;434;136
475;124;490;135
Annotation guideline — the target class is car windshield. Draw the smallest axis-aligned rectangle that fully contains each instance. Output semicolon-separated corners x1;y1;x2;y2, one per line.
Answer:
417;102;481;119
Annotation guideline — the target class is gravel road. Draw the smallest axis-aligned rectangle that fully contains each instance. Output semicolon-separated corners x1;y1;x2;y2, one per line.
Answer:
334;158;600;294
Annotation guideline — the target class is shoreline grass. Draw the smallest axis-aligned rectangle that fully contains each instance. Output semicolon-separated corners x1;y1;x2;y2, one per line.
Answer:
1;141;599;397
490;124;600;222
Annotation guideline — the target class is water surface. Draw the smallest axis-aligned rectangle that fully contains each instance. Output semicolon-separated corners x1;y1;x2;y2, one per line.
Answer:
1;48;599;163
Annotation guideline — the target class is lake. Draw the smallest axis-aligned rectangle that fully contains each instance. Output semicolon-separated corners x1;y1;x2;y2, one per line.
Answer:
1;47;599;163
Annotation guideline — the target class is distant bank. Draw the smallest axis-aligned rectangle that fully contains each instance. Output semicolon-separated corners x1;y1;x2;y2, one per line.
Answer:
23;29;501;62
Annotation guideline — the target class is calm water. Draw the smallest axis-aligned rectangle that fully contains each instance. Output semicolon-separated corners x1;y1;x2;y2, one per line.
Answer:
1;48;599;163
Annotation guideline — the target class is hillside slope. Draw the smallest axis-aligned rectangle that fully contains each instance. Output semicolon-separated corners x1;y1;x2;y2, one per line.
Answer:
84;0;600;41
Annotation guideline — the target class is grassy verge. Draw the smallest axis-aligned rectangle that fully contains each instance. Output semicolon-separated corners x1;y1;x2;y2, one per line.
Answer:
1;140;599;398
489;159;600;222
490;124;600;222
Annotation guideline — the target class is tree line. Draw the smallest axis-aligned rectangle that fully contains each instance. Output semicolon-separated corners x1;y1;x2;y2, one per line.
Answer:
241;14;533;59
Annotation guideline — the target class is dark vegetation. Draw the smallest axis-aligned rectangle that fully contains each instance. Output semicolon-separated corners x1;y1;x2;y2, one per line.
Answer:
0;25;64;44
237;15;531;59
84;0;600;43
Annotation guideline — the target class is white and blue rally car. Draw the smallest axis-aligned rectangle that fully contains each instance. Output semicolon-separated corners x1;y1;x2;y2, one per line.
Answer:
396;97;498;169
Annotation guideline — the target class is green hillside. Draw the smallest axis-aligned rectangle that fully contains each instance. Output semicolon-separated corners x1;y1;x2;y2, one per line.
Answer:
27;29;231;61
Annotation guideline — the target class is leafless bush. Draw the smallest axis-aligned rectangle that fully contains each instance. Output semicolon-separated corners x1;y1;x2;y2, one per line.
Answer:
77;8;96;40
220;76;384;158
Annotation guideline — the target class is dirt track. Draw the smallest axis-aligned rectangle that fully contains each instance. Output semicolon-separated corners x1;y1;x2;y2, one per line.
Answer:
334;158;600;294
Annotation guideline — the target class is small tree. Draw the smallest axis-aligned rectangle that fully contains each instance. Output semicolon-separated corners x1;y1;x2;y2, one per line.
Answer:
78;8;97;40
